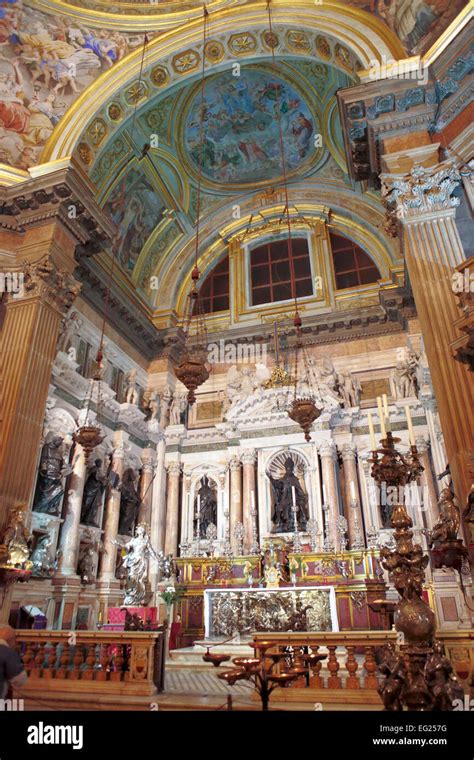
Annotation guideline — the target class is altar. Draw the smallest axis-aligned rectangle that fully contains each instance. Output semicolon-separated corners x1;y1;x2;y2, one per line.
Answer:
204;585;339;638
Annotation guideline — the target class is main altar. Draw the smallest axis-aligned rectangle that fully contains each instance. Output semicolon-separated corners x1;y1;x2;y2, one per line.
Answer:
204;585;338;638
174;550;386;646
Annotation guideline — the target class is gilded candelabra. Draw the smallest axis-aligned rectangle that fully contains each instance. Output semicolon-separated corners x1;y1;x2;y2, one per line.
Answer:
370;432;463;710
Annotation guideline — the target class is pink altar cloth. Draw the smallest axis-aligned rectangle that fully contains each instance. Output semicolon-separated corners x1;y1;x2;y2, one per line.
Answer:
104;606;158;631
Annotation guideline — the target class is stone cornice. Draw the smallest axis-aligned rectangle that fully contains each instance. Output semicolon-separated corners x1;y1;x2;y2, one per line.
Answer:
337;21;473;181
0;159;115;247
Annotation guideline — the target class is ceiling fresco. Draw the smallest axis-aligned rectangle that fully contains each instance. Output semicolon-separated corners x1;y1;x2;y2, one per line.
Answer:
0;0;150;168
43;0;470;55
182;68;318;185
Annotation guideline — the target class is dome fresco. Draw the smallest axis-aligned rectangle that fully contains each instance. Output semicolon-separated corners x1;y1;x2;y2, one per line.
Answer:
182;68;318;185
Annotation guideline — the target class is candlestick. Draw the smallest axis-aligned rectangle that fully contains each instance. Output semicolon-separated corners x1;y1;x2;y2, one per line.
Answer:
406;406;415;446
377;397;386;438
368;412;376;450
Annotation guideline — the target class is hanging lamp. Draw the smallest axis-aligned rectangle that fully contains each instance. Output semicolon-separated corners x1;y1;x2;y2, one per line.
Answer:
174;6;211;404
265;0;321;440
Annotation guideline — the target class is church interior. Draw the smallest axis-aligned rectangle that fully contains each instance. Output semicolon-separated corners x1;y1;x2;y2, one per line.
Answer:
0;0;473;715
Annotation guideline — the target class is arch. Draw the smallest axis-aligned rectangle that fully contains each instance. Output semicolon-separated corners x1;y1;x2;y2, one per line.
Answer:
40;2;404;166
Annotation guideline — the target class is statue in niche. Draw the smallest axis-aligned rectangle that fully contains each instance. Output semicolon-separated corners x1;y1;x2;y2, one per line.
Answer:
78;546;95;584
169;392;187;425
118;468;141;536
124;369;139;405
30;534;55;577
194;476;218;538
33;435;72;515
267;457;309;533
337;370;361;408
1;508;31;568
80;458;107;527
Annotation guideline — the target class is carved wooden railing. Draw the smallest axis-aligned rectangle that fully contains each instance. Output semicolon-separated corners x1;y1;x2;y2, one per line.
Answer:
252;630;474;704
14;629;166;698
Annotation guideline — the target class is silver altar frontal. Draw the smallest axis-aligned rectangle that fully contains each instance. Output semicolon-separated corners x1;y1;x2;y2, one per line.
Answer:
204;586;339;638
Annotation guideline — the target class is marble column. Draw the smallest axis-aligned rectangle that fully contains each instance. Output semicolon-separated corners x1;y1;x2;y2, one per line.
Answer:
164;462;182;557
98;443;125;583
319;440;339;549
57;443;87;577
229;456;243;553
241;449;257;553
137;448;156;526
149;435;166;594
416;437;439;530
340;443;365;549
382;147;473;505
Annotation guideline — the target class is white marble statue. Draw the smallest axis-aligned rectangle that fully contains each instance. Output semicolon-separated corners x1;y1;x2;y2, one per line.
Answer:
124;369;139;405
390;360;417;399
169;392;187;425
337;370;361;408
57;310;83;354
114;525;160;606
142;389;159;420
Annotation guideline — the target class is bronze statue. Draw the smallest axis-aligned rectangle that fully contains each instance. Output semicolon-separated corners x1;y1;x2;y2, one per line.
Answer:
33;435;71;515
80;458;107;527
118;468;141;536
267;457;309;533
194;476;217;538
428;488;461;548
378;643;405;711
425;641;464;711
1;508;31;568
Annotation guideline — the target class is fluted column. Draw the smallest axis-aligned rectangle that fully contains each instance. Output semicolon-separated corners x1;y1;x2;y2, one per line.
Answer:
382;148;473;505
98;444;125;583
229;456;242;553
319;440;339;548
57;443;87;577
415;437;439;530
341;443;365;548
241;449;257;553
0;259;79;528
164;462;182;557
137;448;156;525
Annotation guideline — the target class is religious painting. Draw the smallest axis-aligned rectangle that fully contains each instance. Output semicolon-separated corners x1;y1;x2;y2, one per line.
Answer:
183;67;317;185
104;166;164;272
0;0;148;169
351;0;468;55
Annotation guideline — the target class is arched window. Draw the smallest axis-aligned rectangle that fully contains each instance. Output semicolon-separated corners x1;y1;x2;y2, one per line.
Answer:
330;232;381;289
250;237;313;306
196;255;230;314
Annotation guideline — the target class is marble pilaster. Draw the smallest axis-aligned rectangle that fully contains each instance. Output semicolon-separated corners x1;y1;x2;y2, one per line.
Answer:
164;462;182;557
229;456;243;553
340;443;365;549
241;449;257;552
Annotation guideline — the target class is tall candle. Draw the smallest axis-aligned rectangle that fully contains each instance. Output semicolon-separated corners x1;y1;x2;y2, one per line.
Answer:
291;485;296;507
406;406;415;446
368;412;376;450
350;481;356;501
382;394;388;417
377;397;386;438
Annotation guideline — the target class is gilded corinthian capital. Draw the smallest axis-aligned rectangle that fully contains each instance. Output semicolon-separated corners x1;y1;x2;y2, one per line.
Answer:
381;161;461;222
